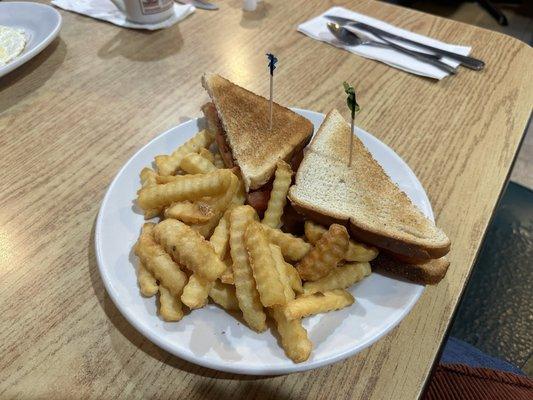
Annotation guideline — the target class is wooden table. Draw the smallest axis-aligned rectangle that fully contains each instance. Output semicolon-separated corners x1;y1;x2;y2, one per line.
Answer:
1;0;531;398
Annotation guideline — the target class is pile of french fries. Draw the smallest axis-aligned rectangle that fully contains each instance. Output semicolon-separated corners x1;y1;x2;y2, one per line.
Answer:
134;128;379;363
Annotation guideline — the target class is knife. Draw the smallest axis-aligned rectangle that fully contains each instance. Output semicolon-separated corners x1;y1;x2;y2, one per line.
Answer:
325;15;485;70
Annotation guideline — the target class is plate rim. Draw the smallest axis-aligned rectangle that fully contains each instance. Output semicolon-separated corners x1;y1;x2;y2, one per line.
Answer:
95;108;427;375
0;2;62;78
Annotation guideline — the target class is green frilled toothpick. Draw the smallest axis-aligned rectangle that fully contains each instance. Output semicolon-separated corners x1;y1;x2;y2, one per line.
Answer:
343;82;360;167
267;53;278;131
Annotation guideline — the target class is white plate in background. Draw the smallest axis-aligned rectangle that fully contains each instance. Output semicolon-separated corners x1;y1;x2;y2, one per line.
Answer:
0;2;62;78
95;109;428;375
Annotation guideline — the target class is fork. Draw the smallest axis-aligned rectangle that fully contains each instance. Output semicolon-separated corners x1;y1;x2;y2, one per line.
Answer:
327;23;457;75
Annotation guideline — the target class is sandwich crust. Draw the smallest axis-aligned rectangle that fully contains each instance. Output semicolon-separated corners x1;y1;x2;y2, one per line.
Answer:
371;253;450;285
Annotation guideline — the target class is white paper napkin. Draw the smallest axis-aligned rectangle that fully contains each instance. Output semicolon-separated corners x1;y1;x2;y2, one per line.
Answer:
52;0;194;30
298;6;471;80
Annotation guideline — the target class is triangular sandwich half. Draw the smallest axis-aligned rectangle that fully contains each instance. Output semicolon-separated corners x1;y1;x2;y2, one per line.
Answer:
288;109;450;266
202;73;313;192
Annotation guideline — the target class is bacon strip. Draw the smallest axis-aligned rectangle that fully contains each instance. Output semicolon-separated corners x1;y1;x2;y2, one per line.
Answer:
201;102;234;168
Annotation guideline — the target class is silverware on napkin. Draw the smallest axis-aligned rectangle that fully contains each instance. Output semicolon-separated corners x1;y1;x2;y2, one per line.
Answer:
176;0;218;10
325;15;484;70
327;23;457;75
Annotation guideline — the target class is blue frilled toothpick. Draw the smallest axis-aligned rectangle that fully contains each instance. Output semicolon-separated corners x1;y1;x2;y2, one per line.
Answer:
267;53;278;131
343;82;360;167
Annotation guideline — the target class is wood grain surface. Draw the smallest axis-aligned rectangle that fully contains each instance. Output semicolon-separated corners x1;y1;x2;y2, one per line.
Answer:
0;1;532;399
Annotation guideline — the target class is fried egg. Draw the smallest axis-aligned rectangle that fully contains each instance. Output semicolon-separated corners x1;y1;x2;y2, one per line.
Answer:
0;25;26;66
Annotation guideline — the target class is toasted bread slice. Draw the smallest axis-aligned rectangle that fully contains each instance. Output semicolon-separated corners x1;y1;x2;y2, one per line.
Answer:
371;253;449;285
202;73;313;191
288;109;450;261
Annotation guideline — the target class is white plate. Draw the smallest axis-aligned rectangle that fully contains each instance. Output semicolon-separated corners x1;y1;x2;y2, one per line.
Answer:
0;2;62;78
95;109;428;375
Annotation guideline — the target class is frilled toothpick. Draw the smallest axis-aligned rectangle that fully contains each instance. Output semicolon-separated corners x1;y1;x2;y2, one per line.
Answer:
266;53;278;131
343;82;360;167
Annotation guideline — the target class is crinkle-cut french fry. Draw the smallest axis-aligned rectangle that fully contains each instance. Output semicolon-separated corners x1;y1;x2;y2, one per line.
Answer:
304;221;329;244
137;262;158;297
229;205;266;332
220;269;234;285
181;274;213;309
230;176;246;207
340;241;378;262
140;167;157;188
303;220;324;244
269;307;312;363
284;262;303;294
202;173;239;213
282;289;354;320
261;225;312;262
220;255;235;284
143;210;160;220
213;152;225;169
180;152;217;174
153;219;225;281
199;148;215;164
304;221;378;262
155;174;181;184
189;216;221;239
159;285;184;321
190;173;239;238
269;244;295;302
156;129;215;176
138;169;233;210
139;168;161;219
297;224;349;281
180;212;230;309
209;211;230;257
303;262;372;295
134;223;187;299
164;201;214;224
209;280;240;311
244;223;286;307
262;160;293;229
